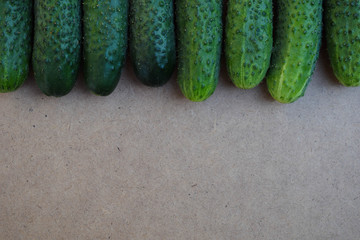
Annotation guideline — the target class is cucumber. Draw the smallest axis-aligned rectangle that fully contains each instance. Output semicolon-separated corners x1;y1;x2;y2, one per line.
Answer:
176;0;223;102
32;0;81;97
325;0;360;87
83;0;128;96
225;0;272;89
129;0;176;87
0;1;32;93
266;0;323;103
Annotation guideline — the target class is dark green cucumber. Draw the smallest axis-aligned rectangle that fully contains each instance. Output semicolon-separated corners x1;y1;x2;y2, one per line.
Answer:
0;1;32;93
225;0;272;89
32;0;81;97
129;0;176;87
176;0;223;102
83;0;128;96
325;1;360;87
266;0;322;103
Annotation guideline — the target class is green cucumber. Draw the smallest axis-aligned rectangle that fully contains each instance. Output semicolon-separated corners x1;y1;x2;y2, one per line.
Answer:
266;0;323;103
176;0;223;102
83;0;128;96
225;0;272;89
129;0;176;87
0;1;32;93
32;0;81;97
325;0;360;87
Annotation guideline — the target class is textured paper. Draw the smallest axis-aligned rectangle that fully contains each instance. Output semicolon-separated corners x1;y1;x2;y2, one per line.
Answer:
1;52;360;239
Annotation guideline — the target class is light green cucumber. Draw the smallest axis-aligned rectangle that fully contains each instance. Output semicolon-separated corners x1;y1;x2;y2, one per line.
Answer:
176;0;223;102
225;0;273;89
266;0;323;103
325;0;360;87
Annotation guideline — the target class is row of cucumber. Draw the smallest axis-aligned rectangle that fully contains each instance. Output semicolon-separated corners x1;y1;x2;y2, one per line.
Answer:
0;1;359;103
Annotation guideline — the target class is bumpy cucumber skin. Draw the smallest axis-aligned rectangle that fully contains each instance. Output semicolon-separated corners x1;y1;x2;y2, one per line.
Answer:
325;1;360;87
225;0;272;89
129;0;176;87
0;1;32;93
176;1;222;102
32;0;81;97
83;0;128;96
266;0;322;103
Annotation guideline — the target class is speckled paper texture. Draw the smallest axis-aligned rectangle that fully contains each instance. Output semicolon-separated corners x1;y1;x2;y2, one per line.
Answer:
1;52;360;240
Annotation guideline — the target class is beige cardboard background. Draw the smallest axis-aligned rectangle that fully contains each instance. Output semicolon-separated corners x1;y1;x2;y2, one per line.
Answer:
1;51;360;239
